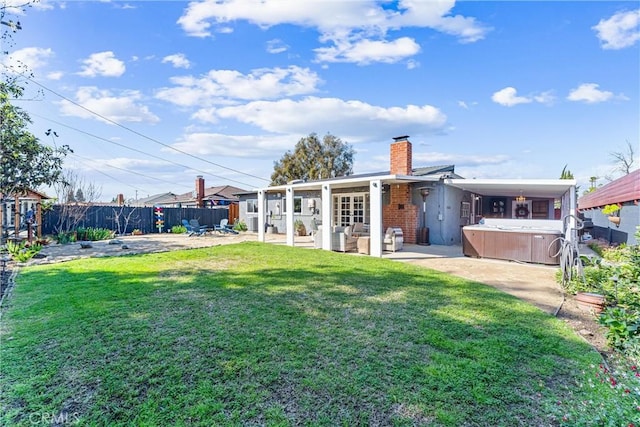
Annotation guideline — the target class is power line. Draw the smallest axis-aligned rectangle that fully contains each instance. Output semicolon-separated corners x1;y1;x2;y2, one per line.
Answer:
5;65;270;183
29;112;257;189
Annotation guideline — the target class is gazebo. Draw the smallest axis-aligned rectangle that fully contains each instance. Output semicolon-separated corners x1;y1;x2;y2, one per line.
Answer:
0;189;49;243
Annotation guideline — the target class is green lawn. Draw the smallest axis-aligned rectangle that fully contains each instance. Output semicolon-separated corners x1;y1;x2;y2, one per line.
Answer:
0;242;634;426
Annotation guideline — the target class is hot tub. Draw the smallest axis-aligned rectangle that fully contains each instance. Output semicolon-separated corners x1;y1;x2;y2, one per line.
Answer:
462;223;563;265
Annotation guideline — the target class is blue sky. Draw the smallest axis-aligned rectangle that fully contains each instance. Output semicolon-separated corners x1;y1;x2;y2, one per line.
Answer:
3;0;639;201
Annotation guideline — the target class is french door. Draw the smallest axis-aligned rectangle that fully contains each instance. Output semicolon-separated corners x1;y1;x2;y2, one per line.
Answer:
333;193;366;226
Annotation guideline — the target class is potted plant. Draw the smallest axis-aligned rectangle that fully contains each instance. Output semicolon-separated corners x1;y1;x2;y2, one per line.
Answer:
294;219;306;236
602;204;620;227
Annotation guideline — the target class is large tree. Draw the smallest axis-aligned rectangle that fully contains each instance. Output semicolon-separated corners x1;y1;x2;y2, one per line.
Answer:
0;86;71;197
1;3;71;240
271;133;354;185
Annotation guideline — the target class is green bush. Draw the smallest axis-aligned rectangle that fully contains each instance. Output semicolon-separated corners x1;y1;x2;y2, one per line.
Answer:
76;227;114;241
4;240;43;262
54;231;77;244
599;307;640;350
171;225;188;234
233;220;248;232
567;228;640;361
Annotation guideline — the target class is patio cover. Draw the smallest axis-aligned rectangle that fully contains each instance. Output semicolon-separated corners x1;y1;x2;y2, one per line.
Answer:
444;178;575;199
444;178;579;241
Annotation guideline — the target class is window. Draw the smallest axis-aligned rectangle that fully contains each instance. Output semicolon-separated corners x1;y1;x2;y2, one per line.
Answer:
282;197;302;214
460;202;470;218
247;199;258;214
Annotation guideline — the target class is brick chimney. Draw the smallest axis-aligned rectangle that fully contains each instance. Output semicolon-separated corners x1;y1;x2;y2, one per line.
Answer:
195;175;205;208
390;135;412;175
116;193;124;206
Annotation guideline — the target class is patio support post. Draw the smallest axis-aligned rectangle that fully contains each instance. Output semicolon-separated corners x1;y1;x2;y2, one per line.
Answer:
370;180;383;257
321;184;332;251
567;185;577;243
257;190;266;242
286;186;294;247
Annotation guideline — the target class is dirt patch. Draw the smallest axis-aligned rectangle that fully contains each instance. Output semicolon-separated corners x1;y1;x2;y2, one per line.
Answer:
555;294;610;356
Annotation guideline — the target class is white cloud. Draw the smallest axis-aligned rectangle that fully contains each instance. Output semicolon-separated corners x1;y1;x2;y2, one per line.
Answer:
204;97;448;139
77;51;126;77
171;133;294;157
413;152;510;167
58;86;160;124
315;37;420;64
533;91;556;105
567;83;614;104
155;66;322;106
592;9;640;50
406;59;419;70
1;47;53;75
177;0;489;64
266;39;288;54
162;53;191;69
491;87;532;107
46;71;64;80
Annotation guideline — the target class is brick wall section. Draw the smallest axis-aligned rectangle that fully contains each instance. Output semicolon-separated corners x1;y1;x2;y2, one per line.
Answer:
383;183;418;243
390;140;412;175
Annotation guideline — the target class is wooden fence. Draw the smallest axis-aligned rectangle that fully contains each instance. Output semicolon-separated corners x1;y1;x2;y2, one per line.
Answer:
41;205;229;235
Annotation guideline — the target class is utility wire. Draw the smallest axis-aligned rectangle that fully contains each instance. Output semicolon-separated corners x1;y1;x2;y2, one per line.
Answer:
68;152;150;194
29;112;257;189
3;63;270;184
69;151;187;192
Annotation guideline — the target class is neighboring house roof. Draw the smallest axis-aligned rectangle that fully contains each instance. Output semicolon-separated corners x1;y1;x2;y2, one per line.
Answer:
134;192;179;206
174;185;246;205
205;185;244;201
578;169;640;210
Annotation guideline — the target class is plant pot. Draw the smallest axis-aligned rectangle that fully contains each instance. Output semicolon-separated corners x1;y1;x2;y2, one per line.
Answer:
575;292;606;314
608;216;620;227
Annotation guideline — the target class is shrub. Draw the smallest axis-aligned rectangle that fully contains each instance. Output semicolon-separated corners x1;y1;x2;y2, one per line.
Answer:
4;240;43;262
171;225;187;234
599;307;640;350
233;220;248;232
76;227;114;241
54;231;77;244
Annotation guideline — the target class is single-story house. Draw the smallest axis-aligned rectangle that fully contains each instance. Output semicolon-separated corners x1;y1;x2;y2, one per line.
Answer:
238;136;578;260
578;169;640;245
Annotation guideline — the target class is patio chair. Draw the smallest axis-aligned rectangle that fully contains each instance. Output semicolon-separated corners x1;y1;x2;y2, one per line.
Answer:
214;218;237;234
188;219;209;236
331;225;358;252
225;220;239;234
182;219;196;236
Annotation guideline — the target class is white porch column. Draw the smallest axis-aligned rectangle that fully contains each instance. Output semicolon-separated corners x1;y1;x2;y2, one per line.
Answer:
370;180;383;257
257;190;266;242
321;184;332;251
285;186;294;246
567;185;577;243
